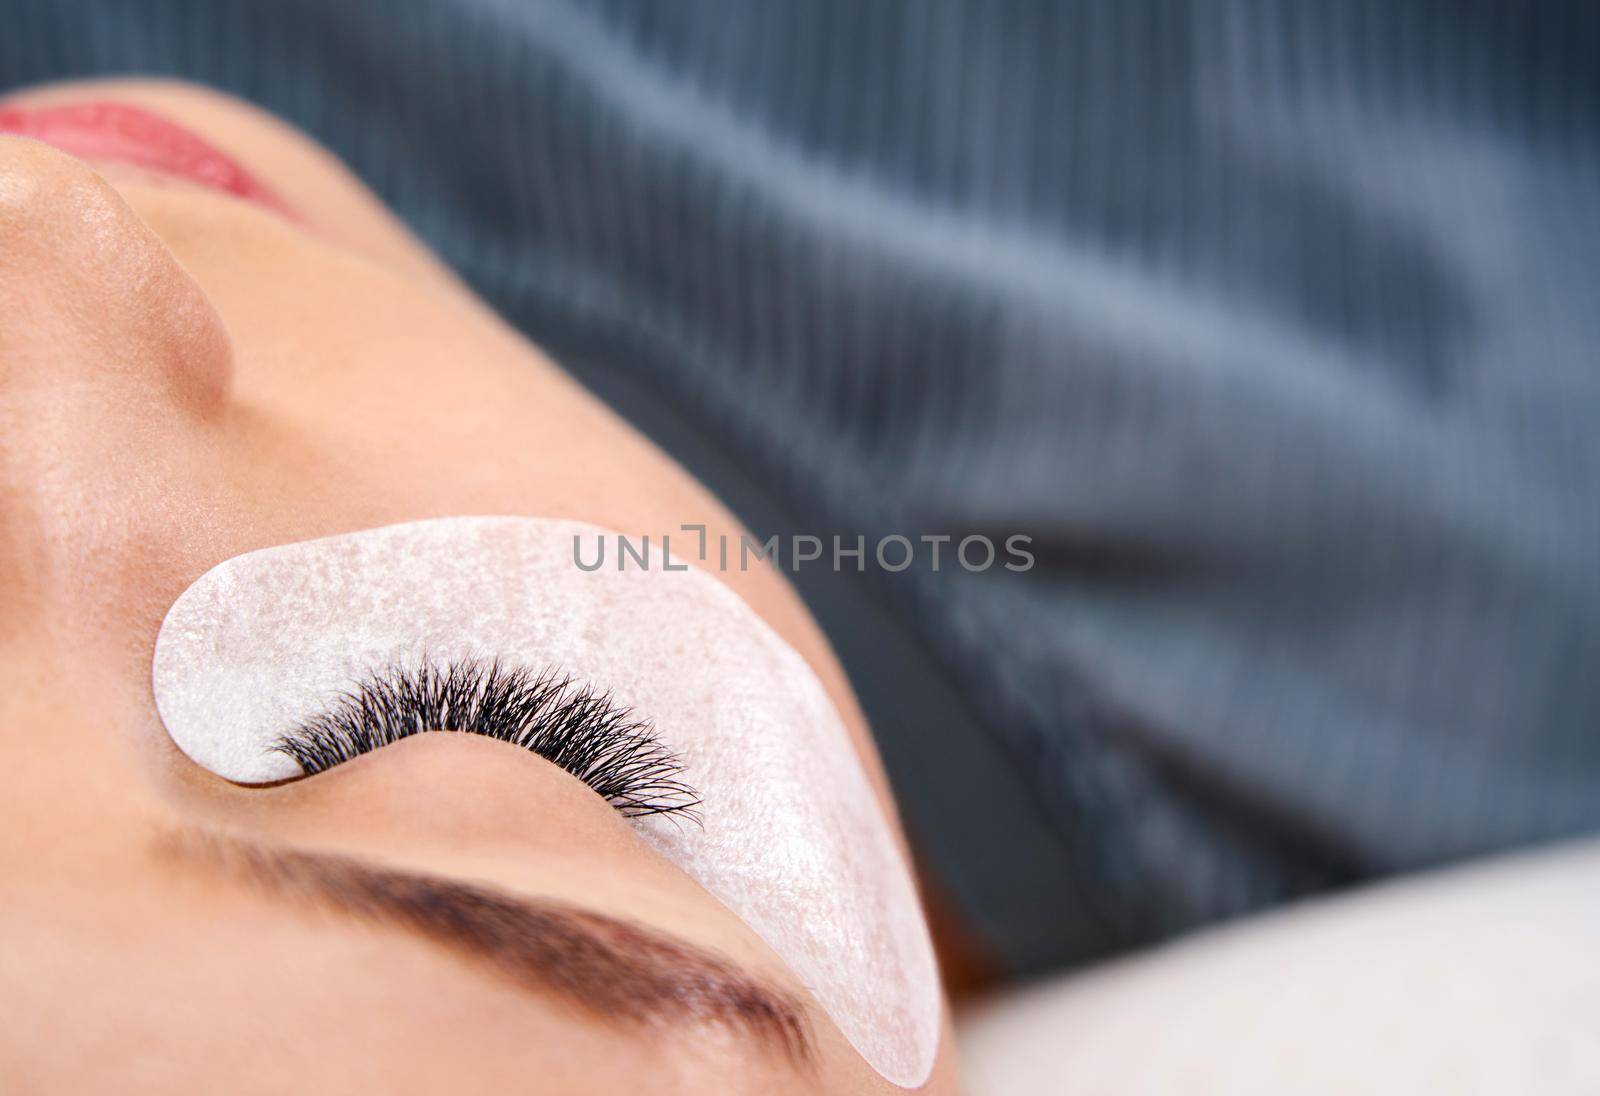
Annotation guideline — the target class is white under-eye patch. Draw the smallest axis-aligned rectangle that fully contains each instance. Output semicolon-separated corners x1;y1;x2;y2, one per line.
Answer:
152;516;939;1087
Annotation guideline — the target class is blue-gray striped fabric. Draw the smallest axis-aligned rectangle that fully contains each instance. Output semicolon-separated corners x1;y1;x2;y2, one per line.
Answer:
4;0;1597;977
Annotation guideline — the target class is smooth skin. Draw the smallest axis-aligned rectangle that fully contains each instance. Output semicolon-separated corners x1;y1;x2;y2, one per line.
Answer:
0;78;958;1095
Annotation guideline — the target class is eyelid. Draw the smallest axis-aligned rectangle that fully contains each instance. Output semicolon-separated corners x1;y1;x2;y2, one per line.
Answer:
152;515;940;1083
273;657;702;821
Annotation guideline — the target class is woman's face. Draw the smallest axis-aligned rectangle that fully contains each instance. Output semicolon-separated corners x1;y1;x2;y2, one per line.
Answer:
0;80;955;1094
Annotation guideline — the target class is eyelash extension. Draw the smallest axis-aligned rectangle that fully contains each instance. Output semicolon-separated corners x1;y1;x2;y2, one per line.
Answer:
273;658;701;822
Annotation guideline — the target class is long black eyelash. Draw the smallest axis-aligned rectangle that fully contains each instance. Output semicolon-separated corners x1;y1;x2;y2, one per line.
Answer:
272;658;701;822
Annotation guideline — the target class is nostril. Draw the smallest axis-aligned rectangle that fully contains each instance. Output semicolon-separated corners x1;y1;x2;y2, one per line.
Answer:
0;134;232;413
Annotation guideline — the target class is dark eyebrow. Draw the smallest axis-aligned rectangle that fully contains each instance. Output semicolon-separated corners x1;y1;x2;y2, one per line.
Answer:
159;828;811;1064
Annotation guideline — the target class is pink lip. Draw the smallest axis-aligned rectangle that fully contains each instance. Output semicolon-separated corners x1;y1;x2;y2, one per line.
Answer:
0;99;292;216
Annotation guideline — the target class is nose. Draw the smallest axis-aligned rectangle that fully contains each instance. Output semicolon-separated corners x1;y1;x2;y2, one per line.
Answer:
0;135;232;412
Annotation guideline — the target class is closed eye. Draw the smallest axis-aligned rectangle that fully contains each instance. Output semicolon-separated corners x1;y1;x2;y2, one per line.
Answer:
272;657;701;822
